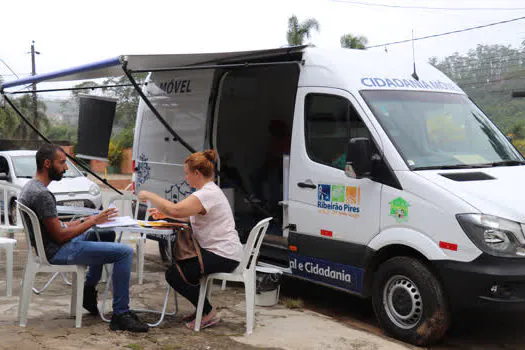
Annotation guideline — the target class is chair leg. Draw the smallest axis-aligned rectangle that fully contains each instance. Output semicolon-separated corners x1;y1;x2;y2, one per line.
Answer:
137;237;145;284
71;268;85;328
18;262;36;327
6;244;13;297
194;277;211;331
244;275;256;335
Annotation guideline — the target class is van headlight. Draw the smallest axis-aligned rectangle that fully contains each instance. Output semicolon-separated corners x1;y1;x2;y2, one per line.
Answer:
89;184;100;197
457;214;525;258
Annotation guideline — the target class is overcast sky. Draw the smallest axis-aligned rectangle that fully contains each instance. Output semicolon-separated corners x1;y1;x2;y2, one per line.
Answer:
1;0;524;98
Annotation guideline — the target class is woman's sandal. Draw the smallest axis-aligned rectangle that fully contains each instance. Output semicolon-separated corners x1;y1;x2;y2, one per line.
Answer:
185;317;220;330
182;312;196;322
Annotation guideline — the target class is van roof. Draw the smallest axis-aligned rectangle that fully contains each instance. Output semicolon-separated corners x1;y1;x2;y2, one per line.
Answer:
300;48;463;94
1;46;462;95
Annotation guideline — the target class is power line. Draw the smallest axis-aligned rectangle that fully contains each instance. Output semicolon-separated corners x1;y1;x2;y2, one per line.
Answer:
331;0;525;11
367;16;525;49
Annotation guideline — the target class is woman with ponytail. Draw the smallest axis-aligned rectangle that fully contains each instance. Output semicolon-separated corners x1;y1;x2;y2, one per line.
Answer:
138;149;243;329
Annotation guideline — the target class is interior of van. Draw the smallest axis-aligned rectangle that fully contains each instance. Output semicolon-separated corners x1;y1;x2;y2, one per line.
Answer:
214;64;300;240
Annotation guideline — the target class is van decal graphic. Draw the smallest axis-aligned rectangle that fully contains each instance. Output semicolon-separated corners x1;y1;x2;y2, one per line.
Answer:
389;197;410;223
317;184;360;217
136;154;151;186
164;180;192;203
361;77;461;92
158;79;192;94
289;253;363;293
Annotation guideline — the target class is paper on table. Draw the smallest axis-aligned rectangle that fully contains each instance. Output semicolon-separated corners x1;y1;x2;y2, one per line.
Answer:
96;216;138;228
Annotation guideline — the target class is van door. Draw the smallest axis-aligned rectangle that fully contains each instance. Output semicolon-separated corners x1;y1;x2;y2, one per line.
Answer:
288;87;382;295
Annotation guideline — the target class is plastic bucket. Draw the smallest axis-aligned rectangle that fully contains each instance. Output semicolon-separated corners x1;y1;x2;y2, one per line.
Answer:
255;266;282;307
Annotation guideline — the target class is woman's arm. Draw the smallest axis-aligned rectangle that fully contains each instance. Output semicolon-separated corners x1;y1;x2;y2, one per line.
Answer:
147;207;190;223
138;190;205;219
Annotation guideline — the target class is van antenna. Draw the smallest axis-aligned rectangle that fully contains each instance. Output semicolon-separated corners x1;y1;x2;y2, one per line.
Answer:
411;29;419;81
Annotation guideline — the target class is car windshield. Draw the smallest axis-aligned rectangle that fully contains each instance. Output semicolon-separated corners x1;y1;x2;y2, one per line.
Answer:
12;156;82;178
360;90;523;170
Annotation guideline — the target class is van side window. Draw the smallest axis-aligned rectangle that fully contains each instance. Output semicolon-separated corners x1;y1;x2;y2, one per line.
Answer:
305;94;370;170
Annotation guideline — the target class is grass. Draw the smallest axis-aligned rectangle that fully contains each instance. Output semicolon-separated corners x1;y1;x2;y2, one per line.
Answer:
281;297;304;309
125;344;144;350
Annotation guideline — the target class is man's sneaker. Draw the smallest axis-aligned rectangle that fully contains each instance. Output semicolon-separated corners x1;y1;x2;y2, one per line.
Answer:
82;285;99;316
109;311;149;333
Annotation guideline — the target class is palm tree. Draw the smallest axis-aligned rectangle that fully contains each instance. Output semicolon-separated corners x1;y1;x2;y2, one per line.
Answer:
340;34;368;50
286;15;320;46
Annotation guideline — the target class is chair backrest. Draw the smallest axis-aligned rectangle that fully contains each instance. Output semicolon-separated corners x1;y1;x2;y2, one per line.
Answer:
16;200;50;265
237;217;272;272
108;192;139;219
0;181;22;230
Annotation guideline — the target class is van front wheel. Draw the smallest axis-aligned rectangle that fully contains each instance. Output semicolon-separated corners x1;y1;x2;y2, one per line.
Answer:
372;256;450;346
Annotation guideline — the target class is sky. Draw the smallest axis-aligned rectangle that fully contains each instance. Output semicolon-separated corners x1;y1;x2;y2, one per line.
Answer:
1;0;524;98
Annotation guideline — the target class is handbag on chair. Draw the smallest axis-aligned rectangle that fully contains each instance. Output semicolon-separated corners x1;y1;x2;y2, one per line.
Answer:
172;225;204;286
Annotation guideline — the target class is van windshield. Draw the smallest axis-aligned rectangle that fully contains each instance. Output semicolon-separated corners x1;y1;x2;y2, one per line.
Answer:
12;156;82;178
360;90;524;170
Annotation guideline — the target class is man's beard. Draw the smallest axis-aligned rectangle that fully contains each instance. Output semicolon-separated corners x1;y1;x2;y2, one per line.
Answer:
49;166;64;181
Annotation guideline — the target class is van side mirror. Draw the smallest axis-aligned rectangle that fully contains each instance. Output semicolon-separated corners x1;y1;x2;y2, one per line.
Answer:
345;137;373;178
0;172;10;181
507;135;513;143
82;171;88;177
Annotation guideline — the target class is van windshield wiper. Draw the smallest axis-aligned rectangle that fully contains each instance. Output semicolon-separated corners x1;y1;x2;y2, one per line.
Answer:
485;160;525;167
413;164;487;170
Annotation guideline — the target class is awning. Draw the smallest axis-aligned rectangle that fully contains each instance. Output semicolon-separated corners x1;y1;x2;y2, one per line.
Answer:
1;46;306;90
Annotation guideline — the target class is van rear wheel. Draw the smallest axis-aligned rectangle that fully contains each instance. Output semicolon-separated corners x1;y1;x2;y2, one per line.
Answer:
372;256;450;346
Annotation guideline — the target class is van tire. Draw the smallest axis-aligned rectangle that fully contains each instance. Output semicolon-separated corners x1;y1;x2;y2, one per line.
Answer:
372;256;450;346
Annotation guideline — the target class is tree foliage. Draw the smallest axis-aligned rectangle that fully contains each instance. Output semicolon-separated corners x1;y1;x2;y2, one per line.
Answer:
340;34;368;49
286;15;320;46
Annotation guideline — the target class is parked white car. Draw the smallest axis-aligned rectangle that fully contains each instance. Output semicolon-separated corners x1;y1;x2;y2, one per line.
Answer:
0;150;102;222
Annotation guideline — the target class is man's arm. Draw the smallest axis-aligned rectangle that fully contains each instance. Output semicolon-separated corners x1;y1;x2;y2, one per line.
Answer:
42;208;118;244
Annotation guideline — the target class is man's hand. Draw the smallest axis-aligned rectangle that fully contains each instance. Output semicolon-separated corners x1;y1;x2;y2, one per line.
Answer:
91;207;119;225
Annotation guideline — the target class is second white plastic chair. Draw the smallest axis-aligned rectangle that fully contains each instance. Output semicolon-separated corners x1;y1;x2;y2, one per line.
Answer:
107;192;147;284
194;217;272;334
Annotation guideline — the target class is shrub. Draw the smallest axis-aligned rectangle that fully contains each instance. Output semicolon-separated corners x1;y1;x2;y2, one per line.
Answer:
108;141;124;167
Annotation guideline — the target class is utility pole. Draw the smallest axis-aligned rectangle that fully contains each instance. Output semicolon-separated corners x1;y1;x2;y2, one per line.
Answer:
30;41;40;139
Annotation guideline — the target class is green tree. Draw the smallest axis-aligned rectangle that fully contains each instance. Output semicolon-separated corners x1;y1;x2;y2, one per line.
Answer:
102;74;147;130
15;94;49;139
286;15;320;46
340;34;368;49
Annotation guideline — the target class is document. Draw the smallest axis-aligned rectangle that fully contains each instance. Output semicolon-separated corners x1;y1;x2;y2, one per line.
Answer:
96;216;138;228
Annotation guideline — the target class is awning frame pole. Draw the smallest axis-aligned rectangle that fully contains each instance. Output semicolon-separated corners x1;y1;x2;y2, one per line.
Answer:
1;93;123;195
122;61;196;155
130;60;301;73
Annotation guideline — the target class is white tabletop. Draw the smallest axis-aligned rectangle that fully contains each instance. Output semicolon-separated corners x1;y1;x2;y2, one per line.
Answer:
96;224;175;240
57;206;99;216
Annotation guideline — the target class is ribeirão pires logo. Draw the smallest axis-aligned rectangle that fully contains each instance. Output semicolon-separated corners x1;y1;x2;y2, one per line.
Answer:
318;184;360;217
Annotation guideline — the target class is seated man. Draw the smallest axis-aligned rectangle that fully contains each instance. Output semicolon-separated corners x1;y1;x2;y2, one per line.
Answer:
19;143;148;333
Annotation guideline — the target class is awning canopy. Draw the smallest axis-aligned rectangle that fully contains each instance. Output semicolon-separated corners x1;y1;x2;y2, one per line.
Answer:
1;46;306;90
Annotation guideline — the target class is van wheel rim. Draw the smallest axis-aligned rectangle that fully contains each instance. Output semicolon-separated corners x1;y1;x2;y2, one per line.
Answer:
383;275;423;329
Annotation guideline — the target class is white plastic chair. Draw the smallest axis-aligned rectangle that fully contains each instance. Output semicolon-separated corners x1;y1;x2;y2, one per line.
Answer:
0;237;16;296
107;192;147;284
16;201;86;328
194;217;272;334
0;182;24;238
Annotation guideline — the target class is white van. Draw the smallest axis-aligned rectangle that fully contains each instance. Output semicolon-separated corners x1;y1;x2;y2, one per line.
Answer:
130;46;525;345
2;46;524;346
